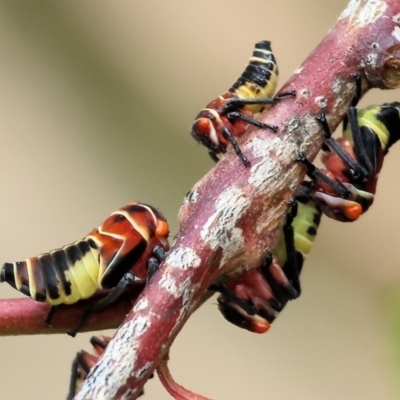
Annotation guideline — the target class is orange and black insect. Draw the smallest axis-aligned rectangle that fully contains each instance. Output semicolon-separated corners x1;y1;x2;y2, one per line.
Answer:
190;40;295;166
67;335;150;399
0;202;169;336
212;183;321;333
297;75;400;222
68;335;112;399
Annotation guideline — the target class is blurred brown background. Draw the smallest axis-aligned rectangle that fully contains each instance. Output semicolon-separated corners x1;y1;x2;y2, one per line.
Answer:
0;1;400;399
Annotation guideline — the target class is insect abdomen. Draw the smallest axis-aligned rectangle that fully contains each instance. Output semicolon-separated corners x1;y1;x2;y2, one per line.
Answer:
1;239;101;306
229;40;278;111
292;198;321;257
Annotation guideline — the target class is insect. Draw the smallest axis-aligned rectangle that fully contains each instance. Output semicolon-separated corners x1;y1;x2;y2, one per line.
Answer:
212;182;322;333
67;335;112;400
0;202;169;336
190;40;295;166
297;99;400;222
67;335;150;399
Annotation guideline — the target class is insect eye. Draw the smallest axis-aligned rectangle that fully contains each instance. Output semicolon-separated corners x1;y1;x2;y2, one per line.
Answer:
193;118;211;135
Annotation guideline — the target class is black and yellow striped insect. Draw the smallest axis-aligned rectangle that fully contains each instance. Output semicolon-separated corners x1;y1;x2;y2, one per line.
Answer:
190;40;295;166
212;182;321;333
298;97;400;222
0;202;169;336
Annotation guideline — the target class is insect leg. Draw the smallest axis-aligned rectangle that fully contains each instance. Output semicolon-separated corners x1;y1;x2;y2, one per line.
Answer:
67;272;135;337
147;246;166;281
350;72;362;108
280;199;301;298
221;126;250;166
226;111;278;132
44;305;58;327
67;352;91;400
296;152;350;198
317;113;368;179
258;253;287;311
261;201;301;304
347;106;373;175
208;150;220;163
209;283;257;316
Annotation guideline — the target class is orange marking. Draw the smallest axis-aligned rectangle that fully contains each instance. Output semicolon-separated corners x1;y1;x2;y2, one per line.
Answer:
195;118;211;134
344;204;362;220
252;320;270;334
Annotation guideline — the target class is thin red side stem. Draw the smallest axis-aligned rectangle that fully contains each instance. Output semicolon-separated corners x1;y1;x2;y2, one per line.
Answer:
0;282;144;335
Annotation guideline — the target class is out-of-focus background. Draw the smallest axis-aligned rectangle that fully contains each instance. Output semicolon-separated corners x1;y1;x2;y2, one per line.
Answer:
0;1;399;399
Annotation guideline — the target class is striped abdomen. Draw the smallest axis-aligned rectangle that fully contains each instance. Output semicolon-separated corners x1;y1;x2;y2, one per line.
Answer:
229;40;278;113
2;239;101;305
308;101;400;222
274;183;322;267
1;202;169;306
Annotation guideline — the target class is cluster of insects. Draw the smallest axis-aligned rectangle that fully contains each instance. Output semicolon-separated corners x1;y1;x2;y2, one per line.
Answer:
192;41;400;334
2;39;400;397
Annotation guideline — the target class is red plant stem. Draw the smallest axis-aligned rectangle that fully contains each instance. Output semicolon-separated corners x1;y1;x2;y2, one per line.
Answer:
75;1;400;398
157;355;213;400
0;282;145;335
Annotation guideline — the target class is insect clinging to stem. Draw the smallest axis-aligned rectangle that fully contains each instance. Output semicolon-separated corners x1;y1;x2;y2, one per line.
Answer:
0;202;170;336
190;40;295;166
297;74;400;222
212;182;322;333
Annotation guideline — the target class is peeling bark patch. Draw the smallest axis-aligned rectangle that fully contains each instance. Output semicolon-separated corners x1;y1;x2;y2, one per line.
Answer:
249;158;281;189
392;26;400;42
131;316;150;336
181;279;194;311
339;0;362;20
364;52;378;67
201;186;248;256
168;278;195;338
299;89;310;98
287;117;301;133
315;96;327;108
340;0;387;26
168;247;201;270
332;79;343;94
159;274;179;295
159;272;192;301
250;136;281;159
357;1;386;26
136;362;152;378
248;137;288;191
135;298;149;311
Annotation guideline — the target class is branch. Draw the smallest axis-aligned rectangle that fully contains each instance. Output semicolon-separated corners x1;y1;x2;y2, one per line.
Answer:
0;282;145;335
76;1;400;398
